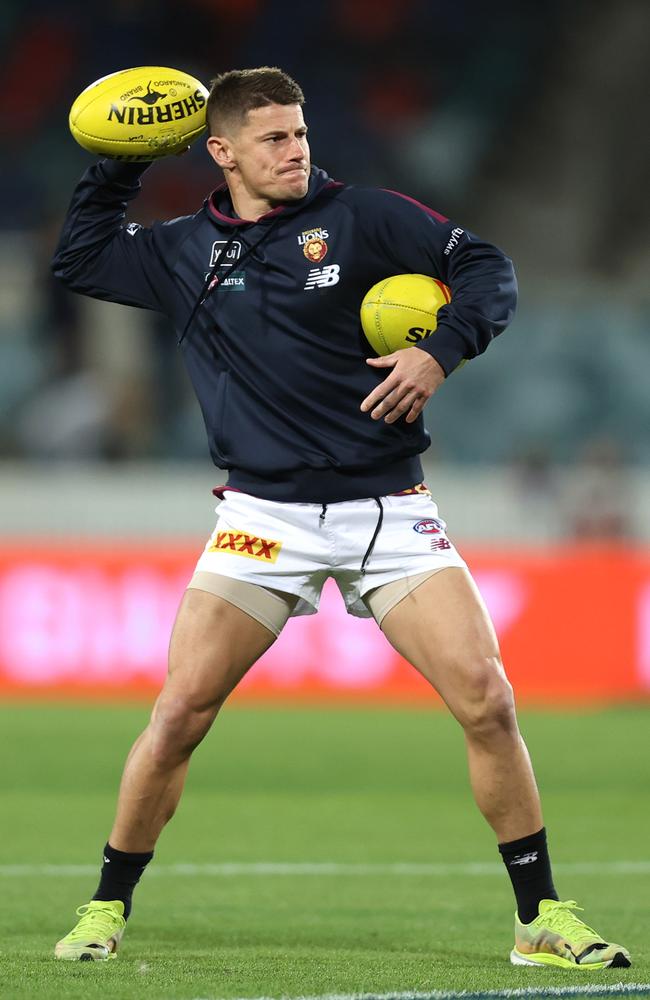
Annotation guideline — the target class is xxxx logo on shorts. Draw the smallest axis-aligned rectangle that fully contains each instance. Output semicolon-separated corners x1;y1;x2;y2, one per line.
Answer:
208;528;282;563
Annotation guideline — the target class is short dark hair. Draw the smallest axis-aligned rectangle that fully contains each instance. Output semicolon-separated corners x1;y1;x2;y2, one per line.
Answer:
207;67;305;135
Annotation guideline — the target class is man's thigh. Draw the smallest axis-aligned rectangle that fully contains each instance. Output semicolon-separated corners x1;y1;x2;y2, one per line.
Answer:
188;572;298;638
164;585;284;709
379;566;507;718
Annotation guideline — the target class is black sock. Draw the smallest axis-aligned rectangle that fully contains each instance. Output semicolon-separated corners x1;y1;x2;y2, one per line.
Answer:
92;842;153;920
498;826;558;924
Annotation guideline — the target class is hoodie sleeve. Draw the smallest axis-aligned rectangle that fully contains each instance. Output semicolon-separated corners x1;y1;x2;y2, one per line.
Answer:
52;159;198;316
360;188;518;375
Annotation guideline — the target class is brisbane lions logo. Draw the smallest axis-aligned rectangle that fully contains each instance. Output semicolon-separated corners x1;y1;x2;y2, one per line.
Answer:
303;237;328;263
298;227;329;263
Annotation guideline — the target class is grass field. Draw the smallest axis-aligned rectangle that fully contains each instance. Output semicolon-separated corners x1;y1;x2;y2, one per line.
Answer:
1;703;649;1000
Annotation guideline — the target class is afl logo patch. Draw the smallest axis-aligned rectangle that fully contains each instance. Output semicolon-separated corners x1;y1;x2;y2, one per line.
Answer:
303;237;328;263
413;518;444;534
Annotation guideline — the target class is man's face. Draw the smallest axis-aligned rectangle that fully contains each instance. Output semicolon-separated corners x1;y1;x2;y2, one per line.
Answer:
210;103;311;206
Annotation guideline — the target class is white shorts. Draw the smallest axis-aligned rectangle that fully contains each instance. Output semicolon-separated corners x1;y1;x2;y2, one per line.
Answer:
191;488;467;625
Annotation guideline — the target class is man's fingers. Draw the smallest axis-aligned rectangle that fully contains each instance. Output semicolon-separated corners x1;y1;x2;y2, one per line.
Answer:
405;396;427;423
370;383;416;421
366;353;399;367
362;348;441;420
360;373;401;413
384;391;420;424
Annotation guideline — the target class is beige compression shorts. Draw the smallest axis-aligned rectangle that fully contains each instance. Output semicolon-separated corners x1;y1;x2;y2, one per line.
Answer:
186;487;466;636
188;567;444;636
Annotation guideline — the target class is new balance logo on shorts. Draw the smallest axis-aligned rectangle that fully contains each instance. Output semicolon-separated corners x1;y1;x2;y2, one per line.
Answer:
208;529;282;563
304;264;340;290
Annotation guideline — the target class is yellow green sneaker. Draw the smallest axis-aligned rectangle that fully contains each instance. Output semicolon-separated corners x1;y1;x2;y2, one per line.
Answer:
54;900;126;961
511;899;631;969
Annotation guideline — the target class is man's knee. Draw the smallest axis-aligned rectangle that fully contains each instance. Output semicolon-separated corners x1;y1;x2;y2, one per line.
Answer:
452;656;517;738
147;691;223;768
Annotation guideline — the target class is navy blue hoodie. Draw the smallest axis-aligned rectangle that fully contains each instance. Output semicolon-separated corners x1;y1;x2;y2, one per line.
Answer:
52;159;517;502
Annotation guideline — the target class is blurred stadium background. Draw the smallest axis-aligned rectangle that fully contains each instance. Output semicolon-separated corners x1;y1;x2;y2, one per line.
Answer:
1;0;648;703
2;2;650;996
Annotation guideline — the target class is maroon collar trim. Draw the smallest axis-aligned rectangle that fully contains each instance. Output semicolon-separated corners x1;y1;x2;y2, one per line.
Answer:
207;184;287;226
206;177;344;226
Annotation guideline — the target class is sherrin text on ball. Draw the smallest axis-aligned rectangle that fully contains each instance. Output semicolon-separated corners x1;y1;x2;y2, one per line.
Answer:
69;66;209;161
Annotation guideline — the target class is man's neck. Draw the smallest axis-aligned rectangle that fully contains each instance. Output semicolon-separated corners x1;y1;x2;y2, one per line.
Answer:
227;178;275;223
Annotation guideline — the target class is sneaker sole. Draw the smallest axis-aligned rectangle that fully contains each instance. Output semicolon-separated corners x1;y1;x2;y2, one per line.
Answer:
55;946;115;961
54;937;121;961
510;948;631;970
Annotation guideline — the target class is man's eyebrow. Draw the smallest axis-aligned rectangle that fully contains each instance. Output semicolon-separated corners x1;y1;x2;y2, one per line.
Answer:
258;125;308;139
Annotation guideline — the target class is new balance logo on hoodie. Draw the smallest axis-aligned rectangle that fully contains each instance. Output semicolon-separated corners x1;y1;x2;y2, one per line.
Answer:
304;263;340;290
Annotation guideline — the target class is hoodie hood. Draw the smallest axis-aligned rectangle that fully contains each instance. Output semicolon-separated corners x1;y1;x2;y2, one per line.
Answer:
206;165;339;226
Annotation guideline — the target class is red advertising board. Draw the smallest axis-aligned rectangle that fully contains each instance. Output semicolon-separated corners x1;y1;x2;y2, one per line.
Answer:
0;542;648;703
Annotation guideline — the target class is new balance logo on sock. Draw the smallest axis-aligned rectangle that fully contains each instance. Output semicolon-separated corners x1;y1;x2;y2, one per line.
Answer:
510;851;539;866
103;856;111;864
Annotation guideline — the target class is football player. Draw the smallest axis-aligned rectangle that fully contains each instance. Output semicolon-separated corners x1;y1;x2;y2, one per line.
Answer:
52;67;629;970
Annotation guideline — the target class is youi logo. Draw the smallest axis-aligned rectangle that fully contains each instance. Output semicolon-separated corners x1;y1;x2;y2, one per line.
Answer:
413;518;445;534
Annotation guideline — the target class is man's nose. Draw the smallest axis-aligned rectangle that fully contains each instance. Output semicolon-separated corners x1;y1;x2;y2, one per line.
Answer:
288;137;305;160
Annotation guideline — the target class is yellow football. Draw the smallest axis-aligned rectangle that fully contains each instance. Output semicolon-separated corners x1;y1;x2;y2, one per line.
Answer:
360;273;455;359
69;66;209;161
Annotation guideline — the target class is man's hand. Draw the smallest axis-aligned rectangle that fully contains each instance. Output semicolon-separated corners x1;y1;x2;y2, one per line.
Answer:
360;348;445;424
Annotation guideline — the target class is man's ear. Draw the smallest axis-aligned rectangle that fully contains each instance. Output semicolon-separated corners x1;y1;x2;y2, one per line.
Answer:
207;135;236;171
